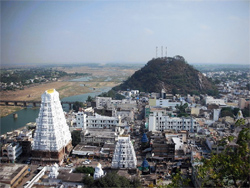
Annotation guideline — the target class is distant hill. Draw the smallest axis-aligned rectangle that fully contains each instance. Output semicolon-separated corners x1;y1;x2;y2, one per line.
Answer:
113;56;218;95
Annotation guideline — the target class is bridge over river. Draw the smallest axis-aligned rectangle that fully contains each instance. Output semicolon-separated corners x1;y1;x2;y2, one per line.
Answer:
0;100;74;109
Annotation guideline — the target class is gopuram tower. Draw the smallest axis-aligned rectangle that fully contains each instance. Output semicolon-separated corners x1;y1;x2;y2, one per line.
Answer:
32;89;72;165
111;136;137;169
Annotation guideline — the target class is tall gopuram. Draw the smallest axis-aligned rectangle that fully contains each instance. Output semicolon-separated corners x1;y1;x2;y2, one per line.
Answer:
32;89;72;165
111;136;137;169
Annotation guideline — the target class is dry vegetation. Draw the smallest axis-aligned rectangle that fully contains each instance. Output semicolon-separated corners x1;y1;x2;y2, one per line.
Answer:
0;65;139;117
0;106;23;118
0;81;119;101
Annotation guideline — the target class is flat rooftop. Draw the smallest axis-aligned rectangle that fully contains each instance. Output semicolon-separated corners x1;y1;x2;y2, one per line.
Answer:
0;164;28;183
72;144;101;156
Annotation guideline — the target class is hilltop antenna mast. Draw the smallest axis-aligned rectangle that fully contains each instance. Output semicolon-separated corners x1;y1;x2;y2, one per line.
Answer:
165;47;167;57
161;46;163;58
156;47;158;58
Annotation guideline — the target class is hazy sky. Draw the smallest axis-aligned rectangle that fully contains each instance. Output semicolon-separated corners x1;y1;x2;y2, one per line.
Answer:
1;0;249;65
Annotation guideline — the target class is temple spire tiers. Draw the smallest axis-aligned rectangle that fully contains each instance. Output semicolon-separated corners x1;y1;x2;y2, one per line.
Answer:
111;135;137;169
31;89;73;165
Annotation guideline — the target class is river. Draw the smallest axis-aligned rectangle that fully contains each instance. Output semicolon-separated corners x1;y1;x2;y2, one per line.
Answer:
0;87;111;135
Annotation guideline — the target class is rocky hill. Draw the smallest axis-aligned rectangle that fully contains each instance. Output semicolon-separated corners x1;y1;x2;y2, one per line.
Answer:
113;56;218;95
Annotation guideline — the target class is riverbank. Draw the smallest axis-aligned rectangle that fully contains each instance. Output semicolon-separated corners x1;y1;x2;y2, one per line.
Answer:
0;106;23;118
0;81;119;117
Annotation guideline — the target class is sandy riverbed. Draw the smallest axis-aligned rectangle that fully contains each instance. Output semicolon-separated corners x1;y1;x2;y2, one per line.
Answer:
0;81;119;117
0;65;139;117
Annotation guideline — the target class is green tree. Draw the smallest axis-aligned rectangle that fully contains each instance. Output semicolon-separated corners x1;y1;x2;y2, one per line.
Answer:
172;88;178;95
157;169;190;188
220;107;234;118
242;107;250;117
246;83;250;90
82;175;94;187
197;128;250;187
98;90;125;100
176;103;189;117
235;118;246;127
71;130;81;147
166;170;190;188
86;96;93;102
74;166;95;176
82;172;141;188
73;101;84;112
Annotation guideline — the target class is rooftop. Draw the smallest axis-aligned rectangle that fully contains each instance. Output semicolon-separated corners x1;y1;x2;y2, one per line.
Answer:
0;164;28;183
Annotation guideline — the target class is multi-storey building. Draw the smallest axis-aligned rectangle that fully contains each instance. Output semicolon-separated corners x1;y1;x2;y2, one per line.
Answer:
76;112;121;130
96;97;137;110
96;97;112;109
112;108;135;123
149;98;184;110
149;110;200;132
1;142;22;163
32;89;72;165
205;96;226;106
150;132;175;161
111;136;137;169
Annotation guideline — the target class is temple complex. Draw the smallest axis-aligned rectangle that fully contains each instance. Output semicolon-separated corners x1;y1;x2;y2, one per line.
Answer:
111;136;137;169
31;89;72;165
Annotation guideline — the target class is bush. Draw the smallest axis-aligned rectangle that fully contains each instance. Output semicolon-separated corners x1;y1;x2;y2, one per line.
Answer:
82;172;141;188
74;166;95;176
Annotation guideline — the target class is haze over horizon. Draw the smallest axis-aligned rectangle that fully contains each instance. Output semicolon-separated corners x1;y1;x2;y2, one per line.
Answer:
1;0;249;65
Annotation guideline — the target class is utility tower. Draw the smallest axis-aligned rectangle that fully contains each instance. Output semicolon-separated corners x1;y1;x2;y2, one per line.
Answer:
161;46;163;58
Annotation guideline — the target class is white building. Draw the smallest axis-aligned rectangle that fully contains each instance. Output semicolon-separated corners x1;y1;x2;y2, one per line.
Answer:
112;108;135;123
111;136;137;169
149;98;184;110
18;129;33;140
81;129;119;145
96;97;112;109
213;109;221;121
148;110;200;132
76;112;121;130
32;89;72;164
205;96;226;106
96;97;137;110
1;142;22;163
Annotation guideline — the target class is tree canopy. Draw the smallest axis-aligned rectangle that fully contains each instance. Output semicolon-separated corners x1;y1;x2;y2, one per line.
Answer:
175;103;189;117
197;127;250;187
74;166;95;176
73;101;84;112
71;130;81;147
98;89;125;100
82;172;141;188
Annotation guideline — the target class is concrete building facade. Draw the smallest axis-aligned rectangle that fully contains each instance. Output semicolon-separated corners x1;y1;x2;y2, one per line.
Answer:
1;142;22;163
76;112;121;130
149;110;200;132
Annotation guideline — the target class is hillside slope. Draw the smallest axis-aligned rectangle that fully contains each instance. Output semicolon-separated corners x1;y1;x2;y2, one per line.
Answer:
113;56;218;95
